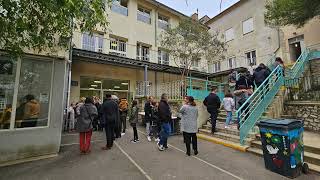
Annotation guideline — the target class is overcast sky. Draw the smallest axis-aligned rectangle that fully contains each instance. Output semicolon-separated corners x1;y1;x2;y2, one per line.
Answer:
157;0;240;18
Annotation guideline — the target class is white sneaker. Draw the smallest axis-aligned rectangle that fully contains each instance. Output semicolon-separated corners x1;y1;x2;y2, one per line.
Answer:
147;136;152;142
157;143;164;151
155;138;160;142
121;133;125;136
225;126;230;129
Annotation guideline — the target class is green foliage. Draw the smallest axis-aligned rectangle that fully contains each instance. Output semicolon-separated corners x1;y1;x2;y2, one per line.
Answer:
160;18;225;76
0;0;111;56
265;0;320;27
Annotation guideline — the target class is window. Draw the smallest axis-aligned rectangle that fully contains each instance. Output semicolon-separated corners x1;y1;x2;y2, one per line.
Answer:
225;28;234;42
192;59;200;67
0;58;16;129
137;43;150;61
111;0;128;16
158;15;169;30
213;62;221;73
109;37;127;57
158;50;169;65
246;50;256;65
243;18;254;34
228;57;236;69
82;33;104;52
15;59;53;128
137;7;151;24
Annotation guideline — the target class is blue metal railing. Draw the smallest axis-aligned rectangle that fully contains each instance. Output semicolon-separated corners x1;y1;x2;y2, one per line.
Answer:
236;66;284;145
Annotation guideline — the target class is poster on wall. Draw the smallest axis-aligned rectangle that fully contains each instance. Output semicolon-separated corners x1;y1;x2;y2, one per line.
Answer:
39;93;49;103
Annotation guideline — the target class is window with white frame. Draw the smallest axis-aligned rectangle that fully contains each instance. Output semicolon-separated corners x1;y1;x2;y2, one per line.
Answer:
243;17;254;34
225;28;235;42
228;57;236;69
192;58;200;68
137;43;150;61
137;6;151;24
158;50;169;65
213;62;221;73
158;15;169;30
82;33;104;52
109;37;127;57
111;0;128;16
246;50;256;65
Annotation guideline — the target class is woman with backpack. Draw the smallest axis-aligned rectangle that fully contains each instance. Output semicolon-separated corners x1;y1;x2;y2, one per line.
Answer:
180;96;198;156
76;97;98;154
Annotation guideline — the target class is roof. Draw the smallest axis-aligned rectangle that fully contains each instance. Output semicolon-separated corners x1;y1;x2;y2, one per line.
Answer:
147;0;189;18
200;15;210;21
205;0;246;25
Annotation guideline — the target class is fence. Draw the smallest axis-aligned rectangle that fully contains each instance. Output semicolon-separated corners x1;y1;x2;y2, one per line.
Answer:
285;75;320;101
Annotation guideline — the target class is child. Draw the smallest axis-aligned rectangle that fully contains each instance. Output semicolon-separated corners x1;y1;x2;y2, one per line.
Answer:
223;93;235;128
150;101;160;142
129;100;139;143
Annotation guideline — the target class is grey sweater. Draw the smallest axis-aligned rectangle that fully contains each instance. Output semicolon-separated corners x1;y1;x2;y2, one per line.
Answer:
179;104;198;133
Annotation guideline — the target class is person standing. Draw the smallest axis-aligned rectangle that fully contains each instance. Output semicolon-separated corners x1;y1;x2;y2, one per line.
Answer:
150;101;160;142
67;103;76;132
180;96;198;156
157;94;172;151
253;63;271;88
203;86;221;134
144;96;153;142
101;94;120;150
129;100;139;143
76;97;98;154
21;94;40;128
223;93;235;129
119;98;129;136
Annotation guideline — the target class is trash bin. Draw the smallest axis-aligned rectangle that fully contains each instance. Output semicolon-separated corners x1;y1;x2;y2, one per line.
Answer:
257;119;308;178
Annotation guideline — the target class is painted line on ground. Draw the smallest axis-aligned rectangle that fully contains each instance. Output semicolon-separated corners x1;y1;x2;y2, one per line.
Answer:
114;141;153;180
137;129;244;180
60;139;104;147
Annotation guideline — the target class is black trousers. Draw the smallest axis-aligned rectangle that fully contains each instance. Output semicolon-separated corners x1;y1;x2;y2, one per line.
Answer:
209;111;218;133
132;126;138;140
183;132;197;153
105;123;115;148
120;114;127;133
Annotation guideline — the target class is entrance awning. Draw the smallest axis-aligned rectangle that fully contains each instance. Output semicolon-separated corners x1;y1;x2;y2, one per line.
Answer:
72;48;209;78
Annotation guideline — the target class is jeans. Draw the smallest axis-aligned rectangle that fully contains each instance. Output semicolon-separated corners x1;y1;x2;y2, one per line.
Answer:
183;132;197;154
79;130;92;152
105;123;115;148
209;111;218;133
159;122;171;147
146;122;151;136
225;111;233;125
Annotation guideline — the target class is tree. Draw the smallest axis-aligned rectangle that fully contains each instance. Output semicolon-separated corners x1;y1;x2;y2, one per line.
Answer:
265;0;320;27
160;18;225;92
0;0;111;56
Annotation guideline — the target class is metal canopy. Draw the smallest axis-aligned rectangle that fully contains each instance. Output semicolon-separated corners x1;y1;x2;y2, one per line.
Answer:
72;48;208;78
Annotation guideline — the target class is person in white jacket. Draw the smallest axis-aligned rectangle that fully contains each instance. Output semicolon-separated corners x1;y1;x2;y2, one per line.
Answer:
223;93;235;128
67;103;76;132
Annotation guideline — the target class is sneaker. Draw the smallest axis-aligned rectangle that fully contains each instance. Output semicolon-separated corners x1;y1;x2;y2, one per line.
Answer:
225;126;229;129
147;136;152;142
121;133;125;136
130;140;136;143
136;139;140;142
194;150;198;156
155;138;160;142
158;143;164;151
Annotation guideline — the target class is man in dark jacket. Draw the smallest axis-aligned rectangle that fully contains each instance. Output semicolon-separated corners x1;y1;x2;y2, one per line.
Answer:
157;93;172;151
144;96;153;141
203;86;221;134
253;63;271;88
101;94;120;150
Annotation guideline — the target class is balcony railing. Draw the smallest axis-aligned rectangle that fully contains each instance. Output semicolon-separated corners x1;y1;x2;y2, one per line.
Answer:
158;21;169;30
109;49;126;57
137;11;151;24
111;3;128;16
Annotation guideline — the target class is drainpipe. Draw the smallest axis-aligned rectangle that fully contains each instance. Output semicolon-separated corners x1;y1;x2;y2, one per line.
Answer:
66;18;74;110
144;65;148;97
274;27;281;55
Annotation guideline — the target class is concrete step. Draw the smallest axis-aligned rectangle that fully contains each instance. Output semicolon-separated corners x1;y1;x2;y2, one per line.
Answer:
198;128;253;146
247;147;320;173
280;114;296;119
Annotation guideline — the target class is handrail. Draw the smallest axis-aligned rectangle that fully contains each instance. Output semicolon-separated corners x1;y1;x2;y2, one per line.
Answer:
236;65;284;145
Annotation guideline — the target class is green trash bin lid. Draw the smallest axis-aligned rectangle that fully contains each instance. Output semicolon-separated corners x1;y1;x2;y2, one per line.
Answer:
257;119;303;130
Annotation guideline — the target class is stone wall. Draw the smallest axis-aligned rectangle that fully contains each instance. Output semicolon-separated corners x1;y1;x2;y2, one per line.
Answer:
284;101;320;133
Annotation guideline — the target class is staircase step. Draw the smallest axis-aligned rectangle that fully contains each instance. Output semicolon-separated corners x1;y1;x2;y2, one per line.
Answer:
198;128;252;145
247;147;320;173
280;115;295;119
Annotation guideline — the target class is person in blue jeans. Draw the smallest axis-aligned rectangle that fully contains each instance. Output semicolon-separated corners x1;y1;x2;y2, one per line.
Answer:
223;93;235;128
157;93;172;151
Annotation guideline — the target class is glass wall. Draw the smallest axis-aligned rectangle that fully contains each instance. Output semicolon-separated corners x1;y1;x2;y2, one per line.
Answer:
0;57;53;130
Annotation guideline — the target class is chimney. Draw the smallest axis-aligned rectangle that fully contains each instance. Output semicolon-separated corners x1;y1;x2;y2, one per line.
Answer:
191;13;198;21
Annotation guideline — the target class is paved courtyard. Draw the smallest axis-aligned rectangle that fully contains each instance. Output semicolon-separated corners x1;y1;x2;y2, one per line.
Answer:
0;127;319;180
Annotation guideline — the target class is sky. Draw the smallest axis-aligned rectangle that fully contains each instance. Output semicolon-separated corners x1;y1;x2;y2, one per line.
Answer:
157;0;240;18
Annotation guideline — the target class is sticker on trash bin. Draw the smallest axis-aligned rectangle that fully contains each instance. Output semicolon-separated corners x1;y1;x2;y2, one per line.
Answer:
266;145;279;154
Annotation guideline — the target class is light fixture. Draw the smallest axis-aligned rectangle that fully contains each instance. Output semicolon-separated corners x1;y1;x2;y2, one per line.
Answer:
121;82;128;85
295;43;298;48
114;86;120;89
108;89;112;91
94;80;102;84
91;84;98;87
89;88;95;90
